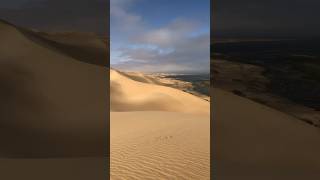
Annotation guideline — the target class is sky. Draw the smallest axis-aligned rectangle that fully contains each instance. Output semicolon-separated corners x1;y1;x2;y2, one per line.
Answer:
0;0;109;36
110;0;210;74
2;0;318;72
1;0;320;38
213;0;320;38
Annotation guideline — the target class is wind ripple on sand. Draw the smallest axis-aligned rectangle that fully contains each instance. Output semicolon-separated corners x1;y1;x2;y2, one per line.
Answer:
110;65;210;179
111;112;210;180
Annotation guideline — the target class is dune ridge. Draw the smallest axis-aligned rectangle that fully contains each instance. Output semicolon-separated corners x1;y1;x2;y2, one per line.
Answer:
0;20;108;158
0;18;109;179
110;69;210;179
110;69;209;114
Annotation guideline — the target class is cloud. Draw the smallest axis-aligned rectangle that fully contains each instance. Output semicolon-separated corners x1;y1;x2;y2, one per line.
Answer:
111;0;210;73
110;0;143;33
113;25;210;73
130;19;198;47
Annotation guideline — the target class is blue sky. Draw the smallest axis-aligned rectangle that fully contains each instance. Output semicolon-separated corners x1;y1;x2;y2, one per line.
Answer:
111;0;210;73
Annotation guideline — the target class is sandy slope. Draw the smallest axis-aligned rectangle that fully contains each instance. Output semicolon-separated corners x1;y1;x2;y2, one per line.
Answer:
212;88;320;180
0;158;105;180
0;19;108;157
111;69;209;114
4;17;319;180
110;69;210;179
111;112;210;179
0;20;107;179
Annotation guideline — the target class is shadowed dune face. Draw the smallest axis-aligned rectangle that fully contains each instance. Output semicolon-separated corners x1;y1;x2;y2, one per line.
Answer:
212;88;320;179
20;29;109;67
0;20;108;158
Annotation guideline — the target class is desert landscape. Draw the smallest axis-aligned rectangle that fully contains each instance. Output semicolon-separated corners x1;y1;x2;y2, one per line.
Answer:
212;39;320;126
212;0;320;177
212;87;320;179
3;0;320;178
212;39;320;179
0;19;108;179
110;0;212;178
110;69;210;179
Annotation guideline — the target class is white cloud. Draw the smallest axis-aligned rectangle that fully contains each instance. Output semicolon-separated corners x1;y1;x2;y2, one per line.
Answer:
110;0;143;32
131;19;198;47
111;0;210;73
113;32;210;73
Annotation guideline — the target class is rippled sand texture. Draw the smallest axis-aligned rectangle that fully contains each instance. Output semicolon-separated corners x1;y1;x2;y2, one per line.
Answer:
110;69;210;179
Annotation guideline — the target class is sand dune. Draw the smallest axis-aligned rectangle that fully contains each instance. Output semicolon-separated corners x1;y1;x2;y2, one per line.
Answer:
111;69;209;114
0;19;108;158
28;31;109;66
3;17;319;180
213;88;320;180
111;112;210;179
110;69;210;179
0;18;108;179
112;72;320;179
0;158;105;180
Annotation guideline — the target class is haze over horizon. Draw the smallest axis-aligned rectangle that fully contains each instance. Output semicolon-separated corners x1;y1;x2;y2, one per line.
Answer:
111;0;210;74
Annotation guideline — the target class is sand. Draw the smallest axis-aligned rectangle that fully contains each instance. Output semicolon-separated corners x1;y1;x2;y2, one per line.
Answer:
111;69;209;114
110;75;320;179
110;69;210;179
2;17;319;180
111;112;210;179
0;158;105;180
212;88;320;180
0;19;108;179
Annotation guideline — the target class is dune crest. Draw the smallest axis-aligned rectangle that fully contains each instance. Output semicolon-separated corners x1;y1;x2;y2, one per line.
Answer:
110;69;209;114
110;69;210;179
0;20;108;158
